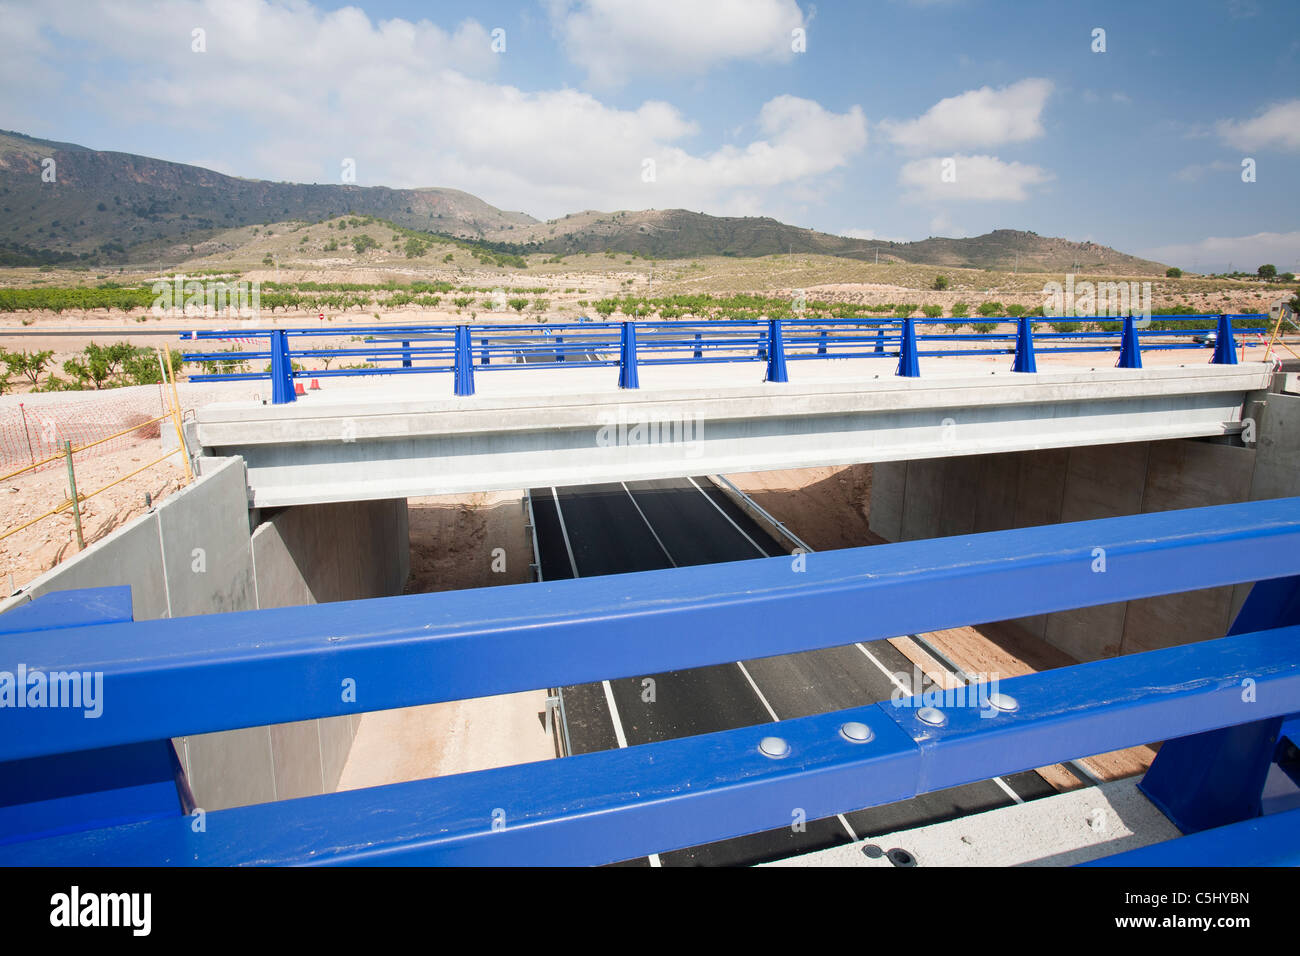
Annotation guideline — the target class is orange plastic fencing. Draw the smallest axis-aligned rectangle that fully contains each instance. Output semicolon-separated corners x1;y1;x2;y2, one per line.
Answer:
1;386;173;473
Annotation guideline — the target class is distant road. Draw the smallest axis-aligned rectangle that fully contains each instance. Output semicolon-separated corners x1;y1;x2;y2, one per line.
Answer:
529;475;1057;867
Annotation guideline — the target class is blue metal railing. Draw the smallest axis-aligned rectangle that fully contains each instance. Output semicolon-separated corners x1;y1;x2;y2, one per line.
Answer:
179;314;1272;403
1;498;1298;864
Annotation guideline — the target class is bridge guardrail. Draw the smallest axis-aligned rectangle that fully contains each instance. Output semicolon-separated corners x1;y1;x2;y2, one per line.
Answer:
180;314;1271;403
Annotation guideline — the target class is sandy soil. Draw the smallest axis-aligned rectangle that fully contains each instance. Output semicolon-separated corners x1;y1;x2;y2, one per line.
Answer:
2;429;187;595
725;465;875;550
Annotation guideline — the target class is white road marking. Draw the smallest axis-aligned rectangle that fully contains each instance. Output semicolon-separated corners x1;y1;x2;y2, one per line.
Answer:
622;481;678;566
736;661;780;722
685;475;774;557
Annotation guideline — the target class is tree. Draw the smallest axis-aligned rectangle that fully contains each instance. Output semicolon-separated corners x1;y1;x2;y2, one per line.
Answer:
1166;267;1182;278
1259;264;1277;279
352;234;378;254
933;275;949;290
3;349;54;386
508;298;529;313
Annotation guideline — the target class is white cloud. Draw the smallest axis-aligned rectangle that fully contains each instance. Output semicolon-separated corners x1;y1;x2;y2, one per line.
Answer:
880;78;1053;152
1172;160;1236;183
1141;231;1300;274
546;0;805;87
1217;99;1300;152
0;1;866;219
898;154;1051;201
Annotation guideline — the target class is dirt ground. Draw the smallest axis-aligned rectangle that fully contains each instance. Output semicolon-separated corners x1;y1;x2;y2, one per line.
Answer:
2;435;187;594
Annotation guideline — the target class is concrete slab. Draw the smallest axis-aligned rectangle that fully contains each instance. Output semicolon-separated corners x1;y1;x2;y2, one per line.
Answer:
763;778;1180;867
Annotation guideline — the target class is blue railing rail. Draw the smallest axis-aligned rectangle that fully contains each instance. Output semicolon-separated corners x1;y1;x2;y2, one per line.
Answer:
1;498;1298;865
179;314;1271;402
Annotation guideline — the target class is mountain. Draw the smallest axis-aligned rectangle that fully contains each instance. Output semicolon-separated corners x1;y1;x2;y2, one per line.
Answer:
0;130;1168;274
0;130;536;263
485;208;1167;274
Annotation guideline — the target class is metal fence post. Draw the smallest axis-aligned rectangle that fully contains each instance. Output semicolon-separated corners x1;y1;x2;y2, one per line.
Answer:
1011;315;1037;373
1211;313;1239;365
454;326;475;396
765;318;788;383
270;329;296;405
618;321;640;389
63;440;84;551
896;316;920;377
1117;315;1143;369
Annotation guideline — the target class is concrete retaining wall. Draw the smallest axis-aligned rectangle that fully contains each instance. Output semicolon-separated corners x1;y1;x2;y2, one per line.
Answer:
869;392;1300;662
177;497;410;809
1;459;410;810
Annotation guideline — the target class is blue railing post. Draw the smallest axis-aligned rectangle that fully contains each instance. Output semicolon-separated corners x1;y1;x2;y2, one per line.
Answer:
401;340;412;369
758;329;768;361
896;316;920;377
454;326;475;396
619;321;640;389
556;335;565;362
1117;315;1143;369
874;324;886;354
765;318;788;383
693;333;702;360
1138;575;1300;833
270;329;296;404
1211;314;1239;365
817;330;827;355
1011;316;1037;373
480;337;489;366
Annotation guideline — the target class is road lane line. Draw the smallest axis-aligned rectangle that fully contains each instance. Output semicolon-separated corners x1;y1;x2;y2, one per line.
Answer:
686;475;775;557
621;481;678;566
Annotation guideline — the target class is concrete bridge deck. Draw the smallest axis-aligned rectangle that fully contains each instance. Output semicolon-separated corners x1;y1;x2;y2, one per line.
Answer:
190;357;1275;507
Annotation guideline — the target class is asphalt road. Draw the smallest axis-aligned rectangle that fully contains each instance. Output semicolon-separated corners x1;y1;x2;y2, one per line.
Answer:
528;476;1057;867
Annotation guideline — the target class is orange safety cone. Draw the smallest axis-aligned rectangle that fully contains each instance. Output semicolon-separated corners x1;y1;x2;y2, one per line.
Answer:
294;382;306;396
310;379;321;390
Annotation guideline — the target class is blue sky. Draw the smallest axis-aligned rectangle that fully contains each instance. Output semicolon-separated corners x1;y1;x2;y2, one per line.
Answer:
2;0;1298;270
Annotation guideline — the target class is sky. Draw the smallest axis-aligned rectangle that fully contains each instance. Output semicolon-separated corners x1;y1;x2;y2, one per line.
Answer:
1;0;1298;272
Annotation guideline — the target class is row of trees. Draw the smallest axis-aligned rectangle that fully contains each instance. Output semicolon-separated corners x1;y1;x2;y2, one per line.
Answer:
0;344;186;393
